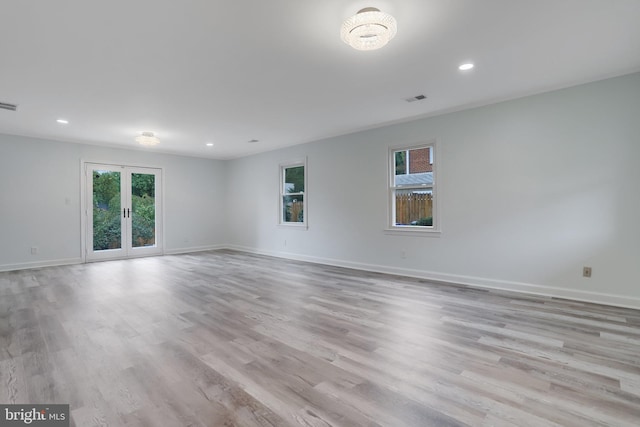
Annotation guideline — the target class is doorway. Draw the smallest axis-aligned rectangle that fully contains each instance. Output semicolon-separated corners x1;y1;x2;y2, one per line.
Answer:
84;163;163;261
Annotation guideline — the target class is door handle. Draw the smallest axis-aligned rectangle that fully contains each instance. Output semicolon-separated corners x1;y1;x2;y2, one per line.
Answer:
123;208;126;218
127;208;130;218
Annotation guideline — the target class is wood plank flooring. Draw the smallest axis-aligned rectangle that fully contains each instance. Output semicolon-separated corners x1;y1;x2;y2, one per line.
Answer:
1;250;640;426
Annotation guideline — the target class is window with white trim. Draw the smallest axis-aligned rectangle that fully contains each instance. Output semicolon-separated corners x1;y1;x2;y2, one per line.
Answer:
279;160;307;226
389;143;437;230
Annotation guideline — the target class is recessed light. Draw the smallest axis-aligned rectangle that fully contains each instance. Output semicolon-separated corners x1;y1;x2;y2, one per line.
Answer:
206;143;214;147
56;119;69;124
459;63;474;71
248;139;259;143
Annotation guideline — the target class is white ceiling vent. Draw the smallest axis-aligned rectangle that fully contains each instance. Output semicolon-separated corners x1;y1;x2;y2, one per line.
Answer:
0;102;18;111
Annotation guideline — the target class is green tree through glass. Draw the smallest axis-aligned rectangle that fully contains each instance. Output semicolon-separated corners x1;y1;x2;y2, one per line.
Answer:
93;171;121;250
131;173;156;247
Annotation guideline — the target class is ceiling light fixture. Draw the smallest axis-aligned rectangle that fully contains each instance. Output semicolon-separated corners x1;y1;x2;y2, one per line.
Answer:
136;131;160;146
206;143;214;147
341;7;397;51
56;119;69;124
459;63;475;71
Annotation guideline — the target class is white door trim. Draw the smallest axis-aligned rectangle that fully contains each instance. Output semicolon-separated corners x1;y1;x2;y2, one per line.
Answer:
81;161;164;263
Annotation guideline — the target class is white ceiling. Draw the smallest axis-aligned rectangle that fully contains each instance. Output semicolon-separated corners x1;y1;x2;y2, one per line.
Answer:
1;1;639;159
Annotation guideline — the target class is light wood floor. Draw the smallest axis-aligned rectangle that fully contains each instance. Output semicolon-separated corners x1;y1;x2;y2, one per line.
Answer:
1;251;640;426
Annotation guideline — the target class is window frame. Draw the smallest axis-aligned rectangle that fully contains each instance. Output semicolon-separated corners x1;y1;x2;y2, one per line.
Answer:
386;141;440;236
278;158;308;229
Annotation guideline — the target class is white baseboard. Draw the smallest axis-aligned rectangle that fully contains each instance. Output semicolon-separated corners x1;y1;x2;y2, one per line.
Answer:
226;245;640;310
0;257;83;272
164;244;227;255
3;245;638;311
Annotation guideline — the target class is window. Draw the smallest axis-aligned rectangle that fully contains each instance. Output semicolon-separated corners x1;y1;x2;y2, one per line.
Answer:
279;160;307;227
389;143;438;232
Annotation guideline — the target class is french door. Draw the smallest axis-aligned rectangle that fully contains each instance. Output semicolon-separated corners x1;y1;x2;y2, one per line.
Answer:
85;163;163;261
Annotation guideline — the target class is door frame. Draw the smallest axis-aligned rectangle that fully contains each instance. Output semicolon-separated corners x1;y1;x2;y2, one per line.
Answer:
80;160;165;263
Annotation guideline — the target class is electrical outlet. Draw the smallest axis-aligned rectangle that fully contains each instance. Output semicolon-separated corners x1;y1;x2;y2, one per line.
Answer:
283;239;287;247
30;247;38;255
401;249;406;259
583;266;592;278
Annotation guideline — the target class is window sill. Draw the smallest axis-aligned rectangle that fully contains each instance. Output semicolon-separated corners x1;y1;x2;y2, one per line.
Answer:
278;223;308;230
384;227;441;237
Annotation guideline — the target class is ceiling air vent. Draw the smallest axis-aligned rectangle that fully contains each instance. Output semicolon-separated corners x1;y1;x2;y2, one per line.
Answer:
405;95;427;103
0;102;18;111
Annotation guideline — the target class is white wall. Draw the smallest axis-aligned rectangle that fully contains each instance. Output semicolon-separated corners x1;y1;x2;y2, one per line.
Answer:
226;72;640;308
0;135;228;270
2;73;638;307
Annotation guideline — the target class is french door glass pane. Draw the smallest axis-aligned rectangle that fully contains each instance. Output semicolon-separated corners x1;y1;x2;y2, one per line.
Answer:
131;173;156;248
92;170;122;250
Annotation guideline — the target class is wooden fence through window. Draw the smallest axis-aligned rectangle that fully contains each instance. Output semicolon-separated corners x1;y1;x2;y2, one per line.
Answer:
289;201;303;223
395;193;432;225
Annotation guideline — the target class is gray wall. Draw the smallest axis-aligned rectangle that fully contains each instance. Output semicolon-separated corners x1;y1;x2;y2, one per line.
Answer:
226;72;640;308
0;136;228;270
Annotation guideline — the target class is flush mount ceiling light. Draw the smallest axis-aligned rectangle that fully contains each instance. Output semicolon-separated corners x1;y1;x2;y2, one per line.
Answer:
341;7;397;51
459;63;475;71
56;119;69;124
135;131;160;146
